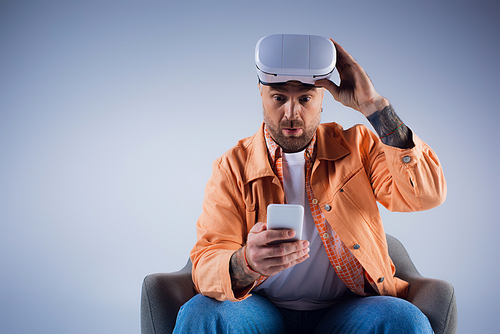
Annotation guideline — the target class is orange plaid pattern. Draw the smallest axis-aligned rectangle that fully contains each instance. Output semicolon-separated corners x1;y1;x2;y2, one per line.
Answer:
262;126;367;296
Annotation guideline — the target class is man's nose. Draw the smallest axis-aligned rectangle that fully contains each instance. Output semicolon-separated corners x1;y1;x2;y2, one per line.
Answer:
284;102;300;120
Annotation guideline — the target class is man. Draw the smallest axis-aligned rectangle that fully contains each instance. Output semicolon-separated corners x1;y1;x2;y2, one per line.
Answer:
173;35;446;333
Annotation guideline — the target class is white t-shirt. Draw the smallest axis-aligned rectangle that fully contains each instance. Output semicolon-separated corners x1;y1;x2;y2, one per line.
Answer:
253;150;349;310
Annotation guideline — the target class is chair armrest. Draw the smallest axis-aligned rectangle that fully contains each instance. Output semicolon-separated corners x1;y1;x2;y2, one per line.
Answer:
405;277;457;334
141;260;196;334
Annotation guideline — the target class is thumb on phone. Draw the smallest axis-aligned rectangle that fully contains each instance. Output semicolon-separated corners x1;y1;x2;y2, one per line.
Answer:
250;222;267;233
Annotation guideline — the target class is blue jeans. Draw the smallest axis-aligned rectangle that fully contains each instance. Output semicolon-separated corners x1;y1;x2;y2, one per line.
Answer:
173;293;434;334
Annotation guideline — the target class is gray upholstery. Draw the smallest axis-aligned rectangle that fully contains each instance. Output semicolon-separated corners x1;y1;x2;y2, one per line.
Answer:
141;234;457;334
386;234;458;334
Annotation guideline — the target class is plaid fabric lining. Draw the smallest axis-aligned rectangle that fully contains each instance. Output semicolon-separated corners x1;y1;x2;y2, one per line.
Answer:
259;125;367;296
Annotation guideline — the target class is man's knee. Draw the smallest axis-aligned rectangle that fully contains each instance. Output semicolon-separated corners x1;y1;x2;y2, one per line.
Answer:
174;294;286;334
317;296;433;334
369;296;433;333
177;294;217;316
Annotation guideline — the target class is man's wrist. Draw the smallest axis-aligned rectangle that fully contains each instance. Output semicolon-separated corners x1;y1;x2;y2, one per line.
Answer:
366;104;414;149
229;247;260;294
359;96;390;117
243;246;261;276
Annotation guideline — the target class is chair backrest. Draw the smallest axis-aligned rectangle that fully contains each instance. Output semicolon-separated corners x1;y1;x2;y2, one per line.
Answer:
385;234;421;281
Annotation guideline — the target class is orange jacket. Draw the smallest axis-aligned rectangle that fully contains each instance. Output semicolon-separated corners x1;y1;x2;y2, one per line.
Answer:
191;122;446;302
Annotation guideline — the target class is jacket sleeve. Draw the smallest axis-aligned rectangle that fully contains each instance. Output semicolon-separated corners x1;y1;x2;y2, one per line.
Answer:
190;158;250;302
365;126;447;212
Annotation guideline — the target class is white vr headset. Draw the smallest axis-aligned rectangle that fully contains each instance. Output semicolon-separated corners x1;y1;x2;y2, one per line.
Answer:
255;34;336;85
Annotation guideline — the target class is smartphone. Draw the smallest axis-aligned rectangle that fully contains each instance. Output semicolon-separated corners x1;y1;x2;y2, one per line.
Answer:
266;204;304;244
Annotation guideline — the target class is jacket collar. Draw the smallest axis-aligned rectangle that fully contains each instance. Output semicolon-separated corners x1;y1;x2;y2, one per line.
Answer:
243;123;350;185
315;123;351;162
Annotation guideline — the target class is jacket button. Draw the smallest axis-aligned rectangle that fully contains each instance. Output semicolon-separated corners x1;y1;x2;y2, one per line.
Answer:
324;204;331;211
403;156;411;163
378;277;385;283
353;244;360;250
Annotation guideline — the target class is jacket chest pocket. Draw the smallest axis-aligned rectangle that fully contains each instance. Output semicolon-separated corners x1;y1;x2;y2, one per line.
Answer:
245;205;269;228
331;169;381;227
243;178;283;234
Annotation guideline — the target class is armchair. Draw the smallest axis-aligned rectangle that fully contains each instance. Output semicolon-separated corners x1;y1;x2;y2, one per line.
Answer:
141;234;457;334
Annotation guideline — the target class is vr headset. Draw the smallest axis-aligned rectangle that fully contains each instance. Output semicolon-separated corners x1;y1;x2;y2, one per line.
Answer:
255;34;336;85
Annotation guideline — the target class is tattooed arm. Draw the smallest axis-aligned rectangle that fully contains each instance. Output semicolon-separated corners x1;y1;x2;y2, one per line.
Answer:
367;104;414;149
229;246;260;296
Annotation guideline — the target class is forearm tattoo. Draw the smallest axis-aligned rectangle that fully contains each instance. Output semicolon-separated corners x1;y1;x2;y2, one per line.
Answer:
229;248;257;293
366;104;414;149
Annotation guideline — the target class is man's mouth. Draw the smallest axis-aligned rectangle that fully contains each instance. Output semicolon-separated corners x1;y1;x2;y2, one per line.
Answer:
282;128;303;136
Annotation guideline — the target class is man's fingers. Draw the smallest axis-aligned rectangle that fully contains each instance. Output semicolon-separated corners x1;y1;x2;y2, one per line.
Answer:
263;250;310;276
250;225;297;246
315;78;336;90
267;241;310;261
264;228;295;244
251;240;309;265
315;79;339;98
331;39;356;66
269;240;309;256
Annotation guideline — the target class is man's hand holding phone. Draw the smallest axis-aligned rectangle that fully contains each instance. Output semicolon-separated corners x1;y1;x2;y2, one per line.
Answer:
245;204;310;277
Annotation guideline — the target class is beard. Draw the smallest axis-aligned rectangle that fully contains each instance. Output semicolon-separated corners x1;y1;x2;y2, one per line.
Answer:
264;112;321;153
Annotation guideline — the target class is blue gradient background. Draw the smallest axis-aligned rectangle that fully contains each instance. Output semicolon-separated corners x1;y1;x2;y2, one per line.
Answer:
1;1;498;333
